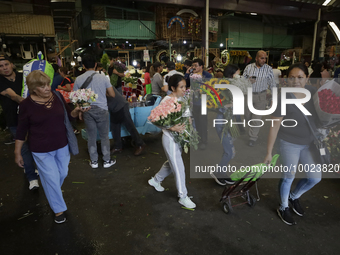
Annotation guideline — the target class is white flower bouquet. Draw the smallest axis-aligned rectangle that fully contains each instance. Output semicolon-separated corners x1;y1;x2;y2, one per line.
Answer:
69;88;98;109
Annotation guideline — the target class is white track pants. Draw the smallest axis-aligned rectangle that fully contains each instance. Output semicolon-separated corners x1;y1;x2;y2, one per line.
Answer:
154;134;187;198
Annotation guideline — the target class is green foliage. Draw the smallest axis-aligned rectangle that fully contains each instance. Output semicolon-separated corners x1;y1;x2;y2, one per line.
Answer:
101;53;110;69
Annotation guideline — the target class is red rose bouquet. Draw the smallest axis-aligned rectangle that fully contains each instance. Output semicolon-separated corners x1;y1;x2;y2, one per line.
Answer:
313;80;340;127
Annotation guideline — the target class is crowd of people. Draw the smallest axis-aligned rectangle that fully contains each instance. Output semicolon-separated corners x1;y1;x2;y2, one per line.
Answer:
0;50;331;225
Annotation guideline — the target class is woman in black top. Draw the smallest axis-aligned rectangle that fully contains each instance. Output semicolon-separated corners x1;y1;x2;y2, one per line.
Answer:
264;63;321;226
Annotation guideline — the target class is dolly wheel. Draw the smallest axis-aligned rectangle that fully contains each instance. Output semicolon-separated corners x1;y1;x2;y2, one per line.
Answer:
223;202;233;214
247;194;256;207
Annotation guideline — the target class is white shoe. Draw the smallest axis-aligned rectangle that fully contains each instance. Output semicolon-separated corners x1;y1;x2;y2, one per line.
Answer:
29;180;39;190
179;196;196;209
103;159;116;168
89;161;98;169
148;177;164;192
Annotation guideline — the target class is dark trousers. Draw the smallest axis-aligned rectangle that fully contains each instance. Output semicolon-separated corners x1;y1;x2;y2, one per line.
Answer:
110;104;144;149
193;104;208;144
9;126;38;181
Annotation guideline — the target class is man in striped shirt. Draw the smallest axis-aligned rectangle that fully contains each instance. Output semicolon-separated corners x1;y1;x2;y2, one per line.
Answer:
243;50;275;147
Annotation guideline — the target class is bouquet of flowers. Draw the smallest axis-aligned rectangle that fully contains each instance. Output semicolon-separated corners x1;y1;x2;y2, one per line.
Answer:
110;61;126;88
324;125;340;164
69;88;98;109
313;80;340;127
318;89;340;114
148;94;199;153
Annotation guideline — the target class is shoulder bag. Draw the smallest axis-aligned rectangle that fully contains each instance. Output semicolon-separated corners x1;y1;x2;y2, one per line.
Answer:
54;91;79;155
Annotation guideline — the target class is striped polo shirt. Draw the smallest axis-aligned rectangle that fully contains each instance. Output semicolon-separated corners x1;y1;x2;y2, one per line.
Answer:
243;63;276;92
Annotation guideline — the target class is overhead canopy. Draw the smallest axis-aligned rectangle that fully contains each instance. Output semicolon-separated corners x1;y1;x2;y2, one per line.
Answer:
128;0;340;22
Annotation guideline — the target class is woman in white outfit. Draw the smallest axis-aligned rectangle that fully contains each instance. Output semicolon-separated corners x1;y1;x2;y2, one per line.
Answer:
148;74;196;209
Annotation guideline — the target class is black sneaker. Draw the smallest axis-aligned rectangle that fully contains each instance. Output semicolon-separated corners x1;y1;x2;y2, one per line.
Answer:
289;198;304;216
210;172;235;186
55;213;66;224
277;207;296;225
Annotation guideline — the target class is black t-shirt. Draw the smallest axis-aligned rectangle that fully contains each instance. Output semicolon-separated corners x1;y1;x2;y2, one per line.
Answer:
108;66;122;88
0;72;23;127
60;77;74;87
272;85;318;145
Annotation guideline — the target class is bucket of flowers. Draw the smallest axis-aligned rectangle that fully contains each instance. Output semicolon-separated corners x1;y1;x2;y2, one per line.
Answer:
69;88;98;109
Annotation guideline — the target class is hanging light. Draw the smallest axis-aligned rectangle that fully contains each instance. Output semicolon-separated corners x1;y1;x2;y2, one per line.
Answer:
43;38;46;43
183;40;187;44
220;43;224;47
71;61;76;66
133;60;137;66
89;44;91;46
2;44;7;49
77;56;82;62
101;40;104;43
126;41;129;43
129;44;131;46
176;54;182;62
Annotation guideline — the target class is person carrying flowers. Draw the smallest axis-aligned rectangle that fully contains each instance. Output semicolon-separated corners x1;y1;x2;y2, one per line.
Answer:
148;74;197;209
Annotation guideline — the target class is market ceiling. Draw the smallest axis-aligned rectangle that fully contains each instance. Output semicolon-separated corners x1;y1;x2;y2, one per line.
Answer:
129;0;340;22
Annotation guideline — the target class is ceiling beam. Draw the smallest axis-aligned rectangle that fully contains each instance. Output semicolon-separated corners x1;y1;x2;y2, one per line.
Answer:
129;0;340;20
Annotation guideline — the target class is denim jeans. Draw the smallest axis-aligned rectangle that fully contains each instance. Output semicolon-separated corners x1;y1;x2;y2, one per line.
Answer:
9;126;38;182
83;106;110;162
279;139;322;210
32;145;69;213
214;111;235;178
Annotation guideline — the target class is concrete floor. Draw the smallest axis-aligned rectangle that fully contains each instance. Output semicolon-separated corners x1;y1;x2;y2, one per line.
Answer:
1;120;340;255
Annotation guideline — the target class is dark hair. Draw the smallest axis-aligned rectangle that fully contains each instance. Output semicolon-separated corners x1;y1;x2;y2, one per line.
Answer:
52;63;59;73
0;55;11;62
272;62;279;69
166;61;176;70
152;61;162;70
168;74;185;91
150;61;162;78
82;54;96;69
193;58;204;67
310;63;322;78
184;59;192;67
322;61;329;70
223;64;239;78
287;63;309;77
145;62;151;73
59;67;68;74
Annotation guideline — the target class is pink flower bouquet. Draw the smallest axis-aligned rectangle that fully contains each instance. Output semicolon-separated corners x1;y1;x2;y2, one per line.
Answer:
148;96;199;153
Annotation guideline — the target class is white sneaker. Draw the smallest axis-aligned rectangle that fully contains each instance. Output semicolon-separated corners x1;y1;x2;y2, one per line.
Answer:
90;161;98;169
179;196;196;209
148;177;164;192
103;159;116;168
29;180;39;190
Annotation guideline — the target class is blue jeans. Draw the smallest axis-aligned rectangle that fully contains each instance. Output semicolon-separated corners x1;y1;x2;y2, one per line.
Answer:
215;111;235;178
279;139;322;210
32;145;70;214
9;126;38;182
83;106;110;162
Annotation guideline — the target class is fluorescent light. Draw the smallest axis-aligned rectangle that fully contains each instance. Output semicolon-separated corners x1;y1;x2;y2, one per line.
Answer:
323;0;331;6
250;13;257;15
328;21;340;41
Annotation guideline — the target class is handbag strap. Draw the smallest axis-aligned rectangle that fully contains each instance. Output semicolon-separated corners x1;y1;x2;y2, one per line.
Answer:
289;92;320;143
54;91;68;115
80;73;97;89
